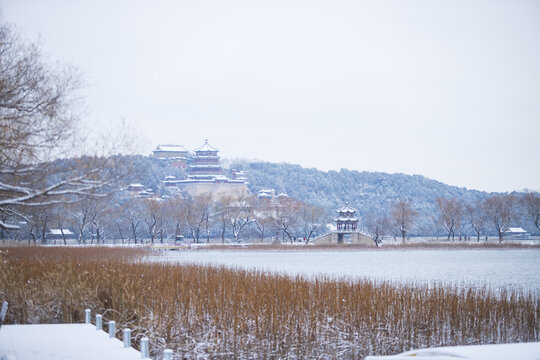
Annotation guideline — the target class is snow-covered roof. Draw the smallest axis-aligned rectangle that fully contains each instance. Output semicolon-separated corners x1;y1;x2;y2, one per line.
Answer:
505;227;528;233
165;175;176;180
192;155;219;159
188;164;222;168
334;216;359;221
48;229;74;235
154;144;188;153
187;174;216;178
128;183;144;188
194;139;218;152
336;202;356;213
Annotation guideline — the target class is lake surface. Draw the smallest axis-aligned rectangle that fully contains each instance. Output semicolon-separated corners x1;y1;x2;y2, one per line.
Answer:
154;249;540;291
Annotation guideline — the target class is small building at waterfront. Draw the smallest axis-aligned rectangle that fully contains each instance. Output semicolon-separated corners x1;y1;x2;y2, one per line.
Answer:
313;203;373;245
503;227;530;239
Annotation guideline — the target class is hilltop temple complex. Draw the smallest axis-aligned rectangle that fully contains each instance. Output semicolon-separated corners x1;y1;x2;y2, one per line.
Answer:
154;140;249;198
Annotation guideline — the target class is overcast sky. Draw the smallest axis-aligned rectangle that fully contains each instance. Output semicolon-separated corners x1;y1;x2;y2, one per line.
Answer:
2;0;539;192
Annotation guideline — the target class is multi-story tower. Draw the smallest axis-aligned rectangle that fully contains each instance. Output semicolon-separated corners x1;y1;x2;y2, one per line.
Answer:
175;140;249;198
334;202;359;243
187;140;222;180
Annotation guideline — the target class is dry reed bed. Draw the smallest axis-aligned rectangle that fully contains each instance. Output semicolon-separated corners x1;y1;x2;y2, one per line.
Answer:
0;247;538;359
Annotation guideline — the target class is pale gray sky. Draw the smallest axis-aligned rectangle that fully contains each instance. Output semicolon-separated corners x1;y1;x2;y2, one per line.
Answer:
2;0;539;192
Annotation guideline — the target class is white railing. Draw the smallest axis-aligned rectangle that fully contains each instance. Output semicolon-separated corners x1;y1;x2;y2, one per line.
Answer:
85;308;172;360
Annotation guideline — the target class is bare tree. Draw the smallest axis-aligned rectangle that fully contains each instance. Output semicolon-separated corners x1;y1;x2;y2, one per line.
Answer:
69;199;92;244
272;198;299;243
86;198;110;244
121;198;144;244
23;205;52;244
184;195;211;243
365;215;390;247
521;191;540;232
50;204;71;245
142;198;166;244
226;193;255;243
253;200;274;243
108;204;129;244
435;198;463;241
483;195;516;243
165;196;187;242
465;201;486;242
214;195;233;243
298;203;325;244
0;24;116;231
391;200;417;244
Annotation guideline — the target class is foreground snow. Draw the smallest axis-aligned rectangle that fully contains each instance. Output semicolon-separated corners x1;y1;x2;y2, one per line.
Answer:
0;324;142;360
365;342;540;360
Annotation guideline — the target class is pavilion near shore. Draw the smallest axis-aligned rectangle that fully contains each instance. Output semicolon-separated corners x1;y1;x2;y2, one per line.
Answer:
313;203;373;245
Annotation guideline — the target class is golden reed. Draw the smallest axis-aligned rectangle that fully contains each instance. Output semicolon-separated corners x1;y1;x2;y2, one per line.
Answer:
0;247;537;359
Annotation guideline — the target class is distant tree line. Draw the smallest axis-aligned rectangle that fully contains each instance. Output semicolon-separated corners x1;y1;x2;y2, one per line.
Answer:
364;193;540;245
1;191;330;245
3;185;538;246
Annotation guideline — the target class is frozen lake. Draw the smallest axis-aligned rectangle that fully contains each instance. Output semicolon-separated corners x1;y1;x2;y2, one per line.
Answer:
155;249;540;291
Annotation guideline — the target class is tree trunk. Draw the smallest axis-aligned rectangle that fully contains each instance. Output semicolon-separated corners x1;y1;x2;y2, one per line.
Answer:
221;224;226;244
60;227;66;245
131;222;138;244
373;233;380;247
96;226;101;244
41;223;47;244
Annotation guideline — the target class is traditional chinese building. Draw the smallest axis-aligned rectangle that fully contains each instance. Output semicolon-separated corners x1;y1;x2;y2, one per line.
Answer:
313;203;373;245
186;140;222;179
152;144;189;168
175;140;249;198
335;202;359;232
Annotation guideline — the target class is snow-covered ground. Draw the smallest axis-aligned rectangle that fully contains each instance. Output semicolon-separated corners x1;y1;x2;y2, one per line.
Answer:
365;342;540;360
154;249;540;291
0;324;142;360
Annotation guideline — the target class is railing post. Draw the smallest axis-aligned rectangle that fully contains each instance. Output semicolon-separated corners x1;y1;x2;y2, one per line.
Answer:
84;309;91;324
140;337;149;358
1;301;8;322
123;328;131;348
163;349;173;360
95;314;102;331
108;320;116;338
0;301;8;329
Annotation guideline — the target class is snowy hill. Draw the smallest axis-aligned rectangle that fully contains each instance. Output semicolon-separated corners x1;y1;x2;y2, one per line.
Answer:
230;161;531;234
